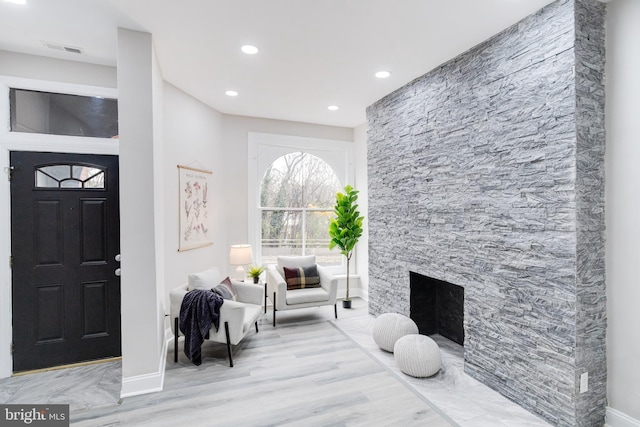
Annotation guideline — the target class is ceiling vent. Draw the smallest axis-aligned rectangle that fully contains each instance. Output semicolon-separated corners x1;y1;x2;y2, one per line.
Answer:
42;41;83;55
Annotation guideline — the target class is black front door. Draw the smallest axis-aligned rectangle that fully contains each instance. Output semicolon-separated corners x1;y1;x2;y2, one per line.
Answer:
10;151;121;372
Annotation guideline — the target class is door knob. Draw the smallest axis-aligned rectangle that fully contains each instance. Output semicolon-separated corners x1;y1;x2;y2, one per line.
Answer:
115;268;121;277
115;254;121;262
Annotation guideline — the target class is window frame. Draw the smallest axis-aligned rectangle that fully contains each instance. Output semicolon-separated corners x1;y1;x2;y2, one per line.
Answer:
248;132;354;272
9;88;119;139
0;77;119;154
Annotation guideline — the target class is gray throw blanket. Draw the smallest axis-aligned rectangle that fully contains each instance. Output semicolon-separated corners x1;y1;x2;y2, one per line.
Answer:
179;289;224;366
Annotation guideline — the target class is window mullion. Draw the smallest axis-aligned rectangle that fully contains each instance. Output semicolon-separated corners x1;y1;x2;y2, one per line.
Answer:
301;208;307;256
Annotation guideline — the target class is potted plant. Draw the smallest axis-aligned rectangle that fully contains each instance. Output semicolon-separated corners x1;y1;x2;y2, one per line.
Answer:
329;185;364;309
247;265;265;284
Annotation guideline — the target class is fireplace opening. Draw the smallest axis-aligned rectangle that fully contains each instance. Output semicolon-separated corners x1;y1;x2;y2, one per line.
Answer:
410;272;465;346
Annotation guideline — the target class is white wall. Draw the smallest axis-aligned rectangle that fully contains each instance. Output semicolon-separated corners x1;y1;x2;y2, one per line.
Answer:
152;39;167;377
354;123;369;299
162;82;225;299
605;0;640;425
117;28;165;397
160;90;359;321
0;51;116;89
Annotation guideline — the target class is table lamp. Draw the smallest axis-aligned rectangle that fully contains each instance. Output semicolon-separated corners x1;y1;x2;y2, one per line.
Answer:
229;244;253;281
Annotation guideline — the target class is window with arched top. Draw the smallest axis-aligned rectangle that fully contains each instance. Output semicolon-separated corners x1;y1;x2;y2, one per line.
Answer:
260;152;343;265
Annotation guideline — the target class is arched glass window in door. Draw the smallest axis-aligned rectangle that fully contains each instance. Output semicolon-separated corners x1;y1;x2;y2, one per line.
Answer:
35;164;105;189
260;152;342;265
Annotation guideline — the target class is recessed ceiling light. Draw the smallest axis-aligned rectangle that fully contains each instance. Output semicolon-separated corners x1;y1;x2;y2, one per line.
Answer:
241;45;259;55
328;105;339;111
225;90;239;97
4;0;27;4
375;71;391;79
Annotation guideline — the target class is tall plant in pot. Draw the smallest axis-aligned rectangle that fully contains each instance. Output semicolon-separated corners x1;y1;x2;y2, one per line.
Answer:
329;185;364;309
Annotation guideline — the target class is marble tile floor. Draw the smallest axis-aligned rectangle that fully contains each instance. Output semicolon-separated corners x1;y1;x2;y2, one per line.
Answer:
333;313;553;427
0;298;552;426
0;359;122;413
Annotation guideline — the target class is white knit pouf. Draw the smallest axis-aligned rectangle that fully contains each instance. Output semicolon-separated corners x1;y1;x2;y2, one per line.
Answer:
394;334;441;378
372;313;419;352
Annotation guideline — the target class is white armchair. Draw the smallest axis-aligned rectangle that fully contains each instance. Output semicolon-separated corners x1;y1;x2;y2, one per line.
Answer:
266;255;339;326
170;266;263;366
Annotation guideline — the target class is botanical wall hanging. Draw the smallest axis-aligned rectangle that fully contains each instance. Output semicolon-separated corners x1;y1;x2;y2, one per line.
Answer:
178;165;213;251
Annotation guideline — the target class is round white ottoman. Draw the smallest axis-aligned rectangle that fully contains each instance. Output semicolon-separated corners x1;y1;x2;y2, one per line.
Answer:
372;313;419;352
394;334;441;378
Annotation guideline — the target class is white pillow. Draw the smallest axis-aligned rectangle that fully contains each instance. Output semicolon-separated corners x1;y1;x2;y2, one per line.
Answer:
277;255;316;279
188;266;222;290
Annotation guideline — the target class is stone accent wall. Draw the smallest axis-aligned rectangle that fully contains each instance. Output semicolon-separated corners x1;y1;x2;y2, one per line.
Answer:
574;0;607;425
366;1;606;426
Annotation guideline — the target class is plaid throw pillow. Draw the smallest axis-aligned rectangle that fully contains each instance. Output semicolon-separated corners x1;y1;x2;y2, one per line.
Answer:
212;276;237;300
283;265;321;290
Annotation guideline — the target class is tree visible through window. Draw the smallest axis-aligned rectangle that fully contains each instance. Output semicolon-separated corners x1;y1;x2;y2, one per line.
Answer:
260;152;342;265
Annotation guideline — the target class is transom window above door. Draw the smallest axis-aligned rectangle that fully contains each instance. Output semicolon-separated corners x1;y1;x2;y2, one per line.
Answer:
10;88;118;139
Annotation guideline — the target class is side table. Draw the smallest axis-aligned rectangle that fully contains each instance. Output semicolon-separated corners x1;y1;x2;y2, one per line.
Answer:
263;281;267;313
253;280;267;314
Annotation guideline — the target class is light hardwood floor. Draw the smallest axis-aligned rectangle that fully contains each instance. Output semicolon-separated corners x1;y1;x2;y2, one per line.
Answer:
72;300;453;426
0;299;452;426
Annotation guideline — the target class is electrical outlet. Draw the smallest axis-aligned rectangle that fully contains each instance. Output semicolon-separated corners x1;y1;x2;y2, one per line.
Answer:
580;372;589;393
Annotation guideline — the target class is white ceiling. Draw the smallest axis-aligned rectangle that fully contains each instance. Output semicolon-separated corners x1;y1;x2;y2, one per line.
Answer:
0;0;555;128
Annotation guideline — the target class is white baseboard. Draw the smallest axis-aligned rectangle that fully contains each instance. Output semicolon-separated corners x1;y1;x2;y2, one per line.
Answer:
120;371;163;398
120;331;169;399
607;407;640;427
336;274;360;299
339;288;367;301
338;290;365;300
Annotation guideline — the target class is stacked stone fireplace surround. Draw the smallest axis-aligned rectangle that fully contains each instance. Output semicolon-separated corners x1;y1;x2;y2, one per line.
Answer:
366;1;606;426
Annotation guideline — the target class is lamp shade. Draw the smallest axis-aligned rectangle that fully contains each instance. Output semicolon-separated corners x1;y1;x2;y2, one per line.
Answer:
229;244;253;265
